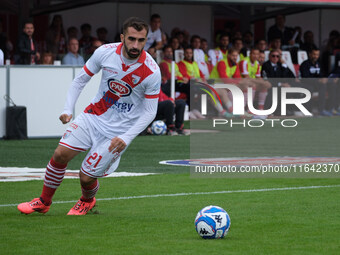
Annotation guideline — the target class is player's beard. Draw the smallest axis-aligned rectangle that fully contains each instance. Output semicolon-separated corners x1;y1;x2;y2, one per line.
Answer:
123;41;141;59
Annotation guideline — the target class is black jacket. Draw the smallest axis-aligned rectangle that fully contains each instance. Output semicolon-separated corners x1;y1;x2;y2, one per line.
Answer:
299;59;324;78
261;60;295;80
16;33;37;64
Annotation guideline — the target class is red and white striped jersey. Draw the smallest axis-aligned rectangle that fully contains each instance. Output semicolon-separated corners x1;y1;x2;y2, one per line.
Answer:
82;42;161;138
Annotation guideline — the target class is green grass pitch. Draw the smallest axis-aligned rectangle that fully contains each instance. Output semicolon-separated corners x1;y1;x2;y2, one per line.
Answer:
0;118;340;255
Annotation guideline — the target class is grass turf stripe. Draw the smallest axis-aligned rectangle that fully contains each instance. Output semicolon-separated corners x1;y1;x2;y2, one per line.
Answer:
1;184;340;208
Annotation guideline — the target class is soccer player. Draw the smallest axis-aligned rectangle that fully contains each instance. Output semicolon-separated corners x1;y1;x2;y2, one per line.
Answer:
208;33;230;67
17;17;161;215
239;48;271;111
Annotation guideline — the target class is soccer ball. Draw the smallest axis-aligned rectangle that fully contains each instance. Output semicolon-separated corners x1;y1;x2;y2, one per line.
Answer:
151;120;167;135
195;205;231;239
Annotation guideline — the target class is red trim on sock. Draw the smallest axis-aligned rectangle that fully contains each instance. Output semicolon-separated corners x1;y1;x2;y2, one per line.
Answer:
50;157;67;169
40;185;55;205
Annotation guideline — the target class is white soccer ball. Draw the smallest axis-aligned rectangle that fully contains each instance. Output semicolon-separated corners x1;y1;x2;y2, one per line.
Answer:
195;205;231;239
151;120;167;135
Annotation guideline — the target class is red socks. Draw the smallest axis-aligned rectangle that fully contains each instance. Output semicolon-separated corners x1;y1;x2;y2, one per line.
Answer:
40;157;67;205
81;179;99;202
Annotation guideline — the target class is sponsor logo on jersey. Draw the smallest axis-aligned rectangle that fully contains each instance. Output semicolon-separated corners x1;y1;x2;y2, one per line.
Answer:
132;74;141;85
102;91;134;113
108;79;132;97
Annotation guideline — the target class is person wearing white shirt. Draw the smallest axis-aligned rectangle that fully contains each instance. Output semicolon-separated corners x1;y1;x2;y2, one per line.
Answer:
144;14;163;51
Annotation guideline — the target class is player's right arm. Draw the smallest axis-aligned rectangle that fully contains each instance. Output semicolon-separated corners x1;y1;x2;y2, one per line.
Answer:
59;45;105;124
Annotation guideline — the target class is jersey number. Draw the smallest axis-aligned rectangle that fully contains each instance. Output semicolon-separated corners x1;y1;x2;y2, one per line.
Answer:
86;153;103;168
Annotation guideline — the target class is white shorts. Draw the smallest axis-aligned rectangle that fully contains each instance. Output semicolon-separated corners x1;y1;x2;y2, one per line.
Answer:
59;114;123;178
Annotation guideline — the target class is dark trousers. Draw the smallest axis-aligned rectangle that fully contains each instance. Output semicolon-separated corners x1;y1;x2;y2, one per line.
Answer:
161;81;190;106
156;99;186;129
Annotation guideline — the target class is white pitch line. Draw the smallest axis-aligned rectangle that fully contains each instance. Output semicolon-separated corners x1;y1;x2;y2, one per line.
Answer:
1;184;340;208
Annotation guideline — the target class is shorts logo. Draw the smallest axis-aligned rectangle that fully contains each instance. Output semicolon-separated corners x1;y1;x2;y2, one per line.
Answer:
132;74;141;85
63;130;72;139
108;79;132;97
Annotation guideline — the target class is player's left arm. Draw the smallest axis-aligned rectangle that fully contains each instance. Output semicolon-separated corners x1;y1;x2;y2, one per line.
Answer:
109;69;161;154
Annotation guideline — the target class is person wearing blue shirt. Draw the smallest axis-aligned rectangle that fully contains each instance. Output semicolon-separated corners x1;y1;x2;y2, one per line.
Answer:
62;38;85;66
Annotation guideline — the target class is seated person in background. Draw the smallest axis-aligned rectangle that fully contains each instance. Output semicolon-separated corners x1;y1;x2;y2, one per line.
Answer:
62;38;85;66
300;47;338;116
243;31;254;52
201;38;213;73
300;31;318;54
144;14;163;52
178;47;205;79
169;37;182;52
66;26;78;42
258;51;266;66
191;35;210;79
178;47;206;118
79;23;97;56
155;89;188;136
208;33;230;67
96;27;110;44
256;39;268;52
267;14;294;50
269;37;282;51
159;45;187;84
85;39;103;61
262;49;294;78
40;51;54;64
210;48;247;117
239;48;271;111
232;37;246;62
261;49;295;115
210;48;241;80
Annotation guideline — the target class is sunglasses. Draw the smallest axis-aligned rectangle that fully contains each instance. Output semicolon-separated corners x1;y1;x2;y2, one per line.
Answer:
271;55;280;58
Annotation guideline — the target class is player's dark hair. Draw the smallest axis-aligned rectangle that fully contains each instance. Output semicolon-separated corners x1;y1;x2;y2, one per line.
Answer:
123;17;149;36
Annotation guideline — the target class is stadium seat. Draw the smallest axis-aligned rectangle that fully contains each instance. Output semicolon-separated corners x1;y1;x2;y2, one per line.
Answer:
297;50;308;65
282;51;296;77
156;50;163;64
174;49;184;63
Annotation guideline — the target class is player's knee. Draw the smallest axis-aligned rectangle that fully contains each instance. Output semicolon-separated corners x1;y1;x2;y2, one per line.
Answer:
79;171;96;186
53;147;71;164
176;99;186;108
